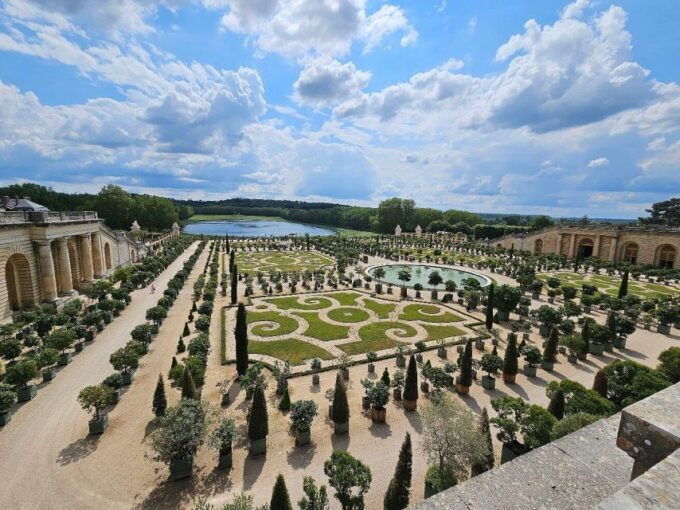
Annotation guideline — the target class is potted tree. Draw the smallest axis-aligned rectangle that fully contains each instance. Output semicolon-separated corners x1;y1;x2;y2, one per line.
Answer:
0;383;17;426
413;283;423;299
541;328;559;371
480;353;503;390
6;358;38;402
373;267;385;294
311;358;322;385
502;333;519;384
331;373;350;434
521;346;541;377
248;386;268;455
403;355;419;411
428;271;443;300
533;306;563;338
37;348;59;382
366;352;378;373
290;400;318;446
150;398;209;480
562;334;584;364
46;328;76;366
392;370;405;401
109;346;140;385
588;323;609;356
209;417;236;469
495;285;522;322
455;340;473;395
368;381;389;423
77;384;115;434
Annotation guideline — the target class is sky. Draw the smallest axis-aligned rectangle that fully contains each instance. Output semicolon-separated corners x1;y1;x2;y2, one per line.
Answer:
0;0;678;218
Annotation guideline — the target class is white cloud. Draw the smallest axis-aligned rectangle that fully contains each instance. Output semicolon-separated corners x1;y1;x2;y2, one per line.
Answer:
587;156;609;168
293;57;370;107
220;0;417;59
561;0;590;20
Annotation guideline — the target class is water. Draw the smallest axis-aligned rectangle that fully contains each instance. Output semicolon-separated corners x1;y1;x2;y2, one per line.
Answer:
183;219;336;237
368;263;490;290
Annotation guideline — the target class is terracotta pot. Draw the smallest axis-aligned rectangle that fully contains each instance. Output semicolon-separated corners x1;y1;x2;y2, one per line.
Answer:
503;372;516;384
371;406;386;423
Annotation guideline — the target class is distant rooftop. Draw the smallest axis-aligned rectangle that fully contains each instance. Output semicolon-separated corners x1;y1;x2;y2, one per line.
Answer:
0;196;49;212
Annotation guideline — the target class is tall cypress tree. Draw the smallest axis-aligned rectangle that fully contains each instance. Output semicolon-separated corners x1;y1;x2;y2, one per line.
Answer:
581;319;591;355
383;433;412;510
543;327;559;363
229;250;235;274
459;339;473;387
485;284;495;330
152;374;167;417
332;373;350;426
503;333;519;381
403;355;418;405
547;388;565;419
182;322;190;337
593;369;608;399
471;408;494;476
181;366;198;400
618;270;629;299
235;303;249;378
606;311;617;343
230;264;238;305
248;385;268;442
225;234;230;254
270;474;293;510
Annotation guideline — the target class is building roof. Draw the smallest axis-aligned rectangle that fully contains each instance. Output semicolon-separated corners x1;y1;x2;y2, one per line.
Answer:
0;196;49;212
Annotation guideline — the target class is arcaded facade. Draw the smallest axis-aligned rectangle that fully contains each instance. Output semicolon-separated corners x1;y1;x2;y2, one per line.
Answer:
493;225;679;269
0;201;180;321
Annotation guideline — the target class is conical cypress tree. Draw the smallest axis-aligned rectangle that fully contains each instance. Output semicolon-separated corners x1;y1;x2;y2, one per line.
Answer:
581;319;591;355
278;388;291;412
270;474;293;510
332;373;350;425
503;333;519;380
543;327;559;363
606;311;617;343
182;322;190;337
491;345;498;356
181;366;198;400
618;270;629;299
191;301;197;313
471;408;494;476
231;264;238;305
248;385;268;441
381;367;391;387
547;388;565;419
152;374;167;417
225;234;230;254
177;337;186;353
170;356;178;370
383;433;412;510
458;339;473;387
593;369;608;399
518;337;526;354
485;284;495;330
229;250;235;274
235;303;249;378
403;355;418;404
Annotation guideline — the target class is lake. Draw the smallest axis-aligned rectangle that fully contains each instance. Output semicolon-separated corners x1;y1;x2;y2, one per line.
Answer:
182;219;337;237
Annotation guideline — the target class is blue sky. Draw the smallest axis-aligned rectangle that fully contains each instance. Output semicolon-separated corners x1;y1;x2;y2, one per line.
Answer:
0;0;678;218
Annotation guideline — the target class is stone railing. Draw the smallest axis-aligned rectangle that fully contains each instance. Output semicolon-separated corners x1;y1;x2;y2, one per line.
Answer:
0;211;99;225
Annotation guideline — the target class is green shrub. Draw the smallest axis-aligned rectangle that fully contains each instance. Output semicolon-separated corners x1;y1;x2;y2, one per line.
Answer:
551;413;602;440
603;360;671;408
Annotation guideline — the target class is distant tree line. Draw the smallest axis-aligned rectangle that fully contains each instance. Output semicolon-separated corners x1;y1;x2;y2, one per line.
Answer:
0;183;189;231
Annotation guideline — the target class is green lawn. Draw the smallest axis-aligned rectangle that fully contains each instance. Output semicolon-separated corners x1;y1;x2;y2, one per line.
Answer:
247;311;299;336
328;292;362;306
265;296;333;310
337;337;404;356
398;304;464;323
236;251;335;273
358;321;418;341
293;312;350;341
362;298;396;319
327;307;371;323
248;338;334;365
422;323;466;342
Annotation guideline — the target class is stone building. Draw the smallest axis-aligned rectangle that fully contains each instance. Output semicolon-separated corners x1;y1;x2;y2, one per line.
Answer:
492;225;679;269
0;198;180;321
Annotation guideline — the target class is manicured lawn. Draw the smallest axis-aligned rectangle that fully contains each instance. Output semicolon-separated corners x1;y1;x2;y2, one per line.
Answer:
362;298;396;319
236;250;335;273
293;312;350;341
398;304;463;323
337;337;404;356
247;311;299;336
328;292;361;306
422;323;466;342
327;307;371;323
266;296;333;310
358;321;418;341
248;338;334;365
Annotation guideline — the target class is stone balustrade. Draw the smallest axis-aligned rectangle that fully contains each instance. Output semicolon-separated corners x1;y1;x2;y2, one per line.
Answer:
0;211;98;225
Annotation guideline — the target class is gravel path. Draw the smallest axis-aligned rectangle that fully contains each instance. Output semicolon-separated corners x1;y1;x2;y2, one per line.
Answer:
0;242;204;509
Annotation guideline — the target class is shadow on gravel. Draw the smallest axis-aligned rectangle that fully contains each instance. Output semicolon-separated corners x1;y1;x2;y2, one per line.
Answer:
56;436;101;465
242;453;266;490
287;442;316;469
331;431;350;451
404;410;422;434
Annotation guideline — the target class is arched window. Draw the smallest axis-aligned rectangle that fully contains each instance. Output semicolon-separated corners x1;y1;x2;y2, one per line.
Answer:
534;239;543;254
577;238;594;258
657;245;676;269
622;243;639;264
5;254;35;311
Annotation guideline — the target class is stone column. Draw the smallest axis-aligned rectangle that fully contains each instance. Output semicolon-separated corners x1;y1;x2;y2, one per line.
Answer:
609;236;619;262
91;231;104;278
594;235;602;258
55;237;74;294
568;233;577;258
36;240;58;301
79;234;94;282
556;233;563;255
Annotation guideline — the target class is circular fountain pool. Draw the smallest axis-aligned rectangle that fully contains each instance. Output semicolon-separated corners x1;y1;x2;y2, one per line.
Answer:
367;263;491;290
